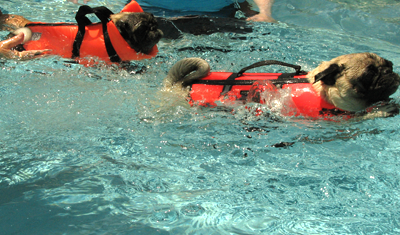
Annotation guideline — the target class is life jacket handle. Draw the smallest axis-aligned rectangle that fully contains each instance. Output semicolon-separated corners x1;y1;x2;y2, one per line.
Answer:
72;5;121;62
193;78;309;86
206;60;307;95
237;60;306;77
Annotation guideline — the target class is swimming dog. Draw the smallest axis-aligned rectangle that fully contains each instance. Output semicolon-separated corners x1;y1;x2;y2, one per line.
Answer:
0;1;163;63
163;53;400;119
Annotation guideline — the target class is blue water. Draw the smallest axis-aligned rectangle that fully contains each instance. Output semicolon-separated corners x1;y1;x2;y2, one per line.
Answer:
1;0;400;234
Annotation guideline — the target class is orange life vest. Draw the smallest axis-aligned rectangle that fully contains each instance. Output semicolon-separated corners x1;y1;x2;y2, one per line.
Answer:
188;60;353;120
21;1;158;64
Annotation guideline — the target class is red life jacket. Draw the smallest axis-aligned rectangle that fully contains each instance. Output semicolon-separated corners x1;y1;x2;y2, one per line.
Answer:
21;1;158;65
188;60;353;120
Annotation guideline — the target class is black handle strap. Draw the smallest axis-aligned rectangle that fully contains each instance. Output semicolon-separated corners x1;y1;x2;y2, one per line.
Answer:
217;61;305;95
194;77;309;86
237;60;305;76
72;5;121;62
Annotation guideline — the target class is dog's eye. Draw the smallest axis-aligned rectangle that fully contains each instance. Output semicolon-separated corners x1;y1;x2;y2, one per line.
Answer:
381;67;393;75
358;65;377;89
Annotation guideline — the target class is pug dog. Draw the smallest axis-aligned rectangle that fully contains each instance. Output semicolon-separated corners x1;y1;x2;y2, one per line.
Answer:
110;12;162;55
307;53;399;113
164;53;400;119
0;8;163;60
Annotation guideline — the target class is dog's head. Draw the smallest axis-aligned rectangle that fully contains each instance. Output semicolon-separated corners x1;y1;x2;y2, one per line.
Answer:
307;53;400;112
110;12;163;54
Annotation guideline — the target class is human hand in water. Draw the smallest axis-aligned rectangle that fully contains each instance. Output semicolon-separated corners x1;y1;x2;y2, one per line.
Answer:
67;0;91;4
0;33;50;60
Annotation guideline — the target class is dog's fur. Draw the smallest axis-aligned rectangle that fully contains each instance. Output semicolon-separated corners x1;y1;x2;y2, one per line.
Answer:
164;53;400;119
0;10;163;56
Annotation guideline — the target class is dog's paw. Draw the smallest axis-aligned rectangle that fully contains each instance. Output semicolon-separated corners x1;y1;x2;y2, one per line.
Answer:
361;102;399;119
376;103;399;117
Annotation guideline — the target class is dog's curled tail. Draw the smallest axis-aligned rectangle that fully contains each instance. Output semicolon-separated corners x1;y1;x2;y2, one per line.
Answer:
164;57;210;89
13;27;32;44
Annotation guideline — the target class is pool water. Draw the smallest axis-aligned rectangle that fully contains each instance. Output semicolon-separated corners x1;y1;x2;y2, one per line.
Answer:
1;0;400;234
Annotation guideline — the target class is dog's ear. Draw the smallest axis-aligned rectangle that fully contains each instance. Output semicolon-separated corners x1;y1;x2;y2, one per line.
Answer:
314;64;343;85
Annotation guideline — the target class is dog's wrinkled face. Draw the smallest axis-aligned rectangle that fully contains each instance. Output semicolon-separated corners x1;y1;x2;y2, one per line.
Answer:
307;53;400;112
110;12;163;54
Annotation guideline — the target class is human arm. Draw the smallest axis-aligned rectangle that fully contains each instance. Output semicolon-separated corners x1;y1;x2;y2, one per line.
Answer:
0;13;31;31
247;0;276;23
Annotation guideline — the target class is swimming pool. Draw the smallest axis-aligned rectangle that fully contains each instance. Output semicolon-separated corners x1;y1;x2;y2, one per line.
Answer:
1;0;400;234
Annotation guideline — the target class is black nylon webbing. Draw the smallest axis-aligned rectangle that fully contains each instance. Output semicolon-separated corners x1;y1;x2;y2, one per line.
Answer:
26;23;76;27
220;73;239;95
202;60;308;95
193;74;309;87
72;5;121;62
237;60;303;76
193;74;309;101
